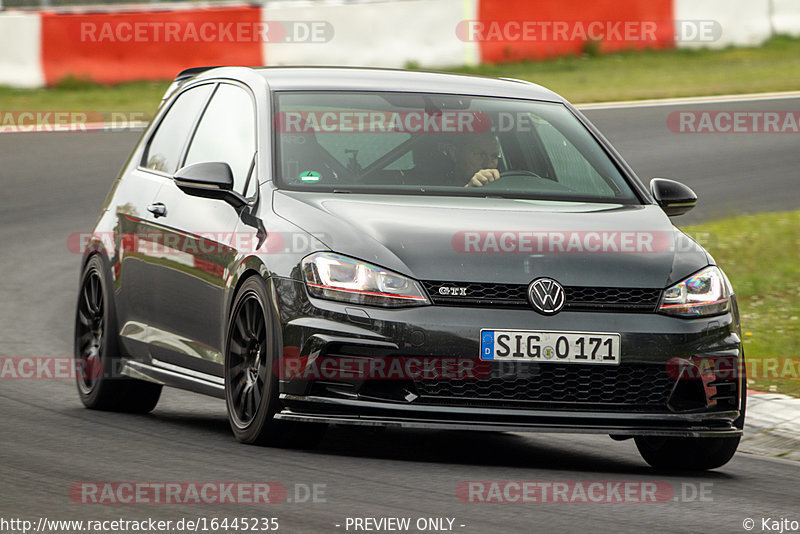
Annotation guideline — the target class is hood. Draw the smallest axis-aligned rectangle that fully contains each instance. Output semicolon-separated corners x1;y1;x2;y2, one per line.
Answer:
274;191;711;288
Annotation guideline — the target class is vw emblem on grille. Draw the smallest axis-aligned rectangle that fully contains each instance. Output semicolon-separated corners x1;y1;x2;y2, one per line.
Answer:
528;278;566;315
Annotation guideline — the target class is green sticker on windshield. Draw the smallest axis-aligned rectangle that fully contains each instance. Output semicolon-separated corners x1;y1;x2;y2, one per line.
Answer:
299;171;321;182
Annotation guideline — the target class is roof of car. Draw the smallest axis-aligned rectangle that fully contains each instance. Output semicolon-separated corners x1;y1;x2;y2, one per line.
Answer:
260;67;562;101
188;66;564;103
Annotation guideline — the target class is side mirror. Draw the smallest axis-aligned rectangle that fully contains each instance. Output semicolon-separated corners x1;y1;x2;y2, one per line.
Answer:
650;178;697;217
174;162;246;208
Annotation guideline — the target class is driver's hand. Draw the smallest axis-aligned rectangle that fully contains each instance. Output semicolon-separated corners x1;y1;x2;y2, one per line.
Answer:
464;169;500;187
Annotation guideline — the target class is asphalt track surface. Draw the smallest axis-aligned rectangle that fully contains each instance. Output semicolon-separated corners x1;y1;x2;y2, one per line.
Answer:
0;97;798;533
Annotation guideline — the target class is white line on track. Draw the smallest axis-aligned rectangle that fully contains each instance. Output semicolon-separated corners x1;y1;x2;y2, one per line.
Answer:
0;121;149;134
576;91;800;110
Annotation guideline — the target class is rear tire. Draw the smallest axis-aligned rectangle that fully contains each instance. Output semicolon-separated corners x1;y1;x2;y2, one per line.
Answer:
74;255;162;413
224;276;326;447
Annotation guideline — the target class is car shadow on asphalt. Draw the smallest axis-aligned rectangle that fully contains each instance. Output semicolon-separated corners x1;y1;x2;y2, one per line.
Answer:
69;400;737;478
313;426;736;478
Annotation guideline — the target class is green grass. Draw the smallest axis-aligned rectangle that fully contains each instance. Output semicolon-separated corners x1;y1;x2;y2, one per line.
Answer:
682;210;800;396
2;36;800;119
449;35;800;103
0;78;169;119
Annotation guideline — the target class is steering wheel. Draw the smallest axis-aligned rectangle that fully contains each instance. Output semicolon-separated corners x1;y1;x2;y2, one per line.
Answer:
478;169;546;189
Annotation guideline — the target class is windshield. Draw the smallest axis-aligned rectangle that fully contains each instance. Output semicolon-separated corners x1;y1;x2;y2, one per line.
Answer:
274;91;639;203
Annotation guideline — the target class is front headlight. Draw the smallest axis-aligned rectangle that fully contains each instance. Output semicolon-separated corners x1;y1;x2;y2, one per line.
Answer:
658;266;731;318
302;252;430;307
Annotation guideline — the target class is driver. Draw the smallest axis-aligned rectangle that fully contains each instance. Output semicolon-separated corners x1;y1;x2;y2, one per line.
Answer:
441;131;502;187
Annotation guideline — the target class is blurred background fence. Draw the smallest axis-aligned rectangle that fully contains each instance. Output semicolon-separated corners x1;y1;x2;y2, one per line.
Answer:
2;0;310;7
1;0;799;88
1;0;254;8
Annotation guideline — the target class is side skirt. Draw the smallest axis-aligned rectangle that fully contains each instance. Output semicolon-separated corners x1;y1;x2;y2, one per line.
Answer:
121;359;225;399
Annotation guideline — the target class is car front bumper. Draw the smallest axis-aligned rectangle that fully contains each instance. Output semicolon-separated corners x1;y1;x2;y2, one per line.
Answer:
272;278;744;437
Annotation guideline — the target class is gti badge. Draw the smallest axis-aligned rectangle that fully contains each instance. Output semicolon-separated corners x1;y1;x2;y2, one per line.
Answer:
528;278;566;315
439;286;467;296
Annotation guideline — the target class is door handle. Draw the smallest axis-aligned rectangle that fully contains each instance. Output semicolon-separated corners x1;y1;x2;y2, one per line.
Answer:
147;202;167;218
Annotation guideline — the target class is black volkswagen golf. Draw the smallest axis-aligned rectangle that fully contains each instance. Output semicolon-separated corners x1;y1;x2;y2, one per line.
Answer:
75;66;745;470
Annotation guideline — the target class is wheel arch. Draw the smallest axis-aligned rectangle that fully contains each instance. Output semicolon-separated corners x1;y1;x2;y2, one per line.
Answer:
78;250;123;350
223;257;284;357
226;257;271;317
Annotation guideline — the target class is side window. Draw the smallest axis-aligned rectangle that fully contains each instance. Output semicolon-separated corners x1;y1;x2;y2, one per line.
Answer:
184;84;256;195
143;84;213;174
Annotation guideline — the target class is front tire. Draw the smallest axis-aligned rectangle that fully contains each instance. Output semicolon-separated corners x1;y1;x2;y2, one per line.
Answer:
635;364;746;471
74;255;162;413
634;435;741;471
223;276;325;447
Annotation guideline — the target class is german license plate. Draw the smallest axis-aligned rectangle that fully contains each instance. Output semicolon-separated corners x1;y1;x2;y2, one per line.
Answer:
480;330;620;364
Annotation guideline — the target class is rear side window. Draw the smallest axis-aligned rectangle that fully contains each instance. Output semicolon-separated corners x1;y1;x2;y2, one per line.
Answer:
184;84;257;195
143;84;213;174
